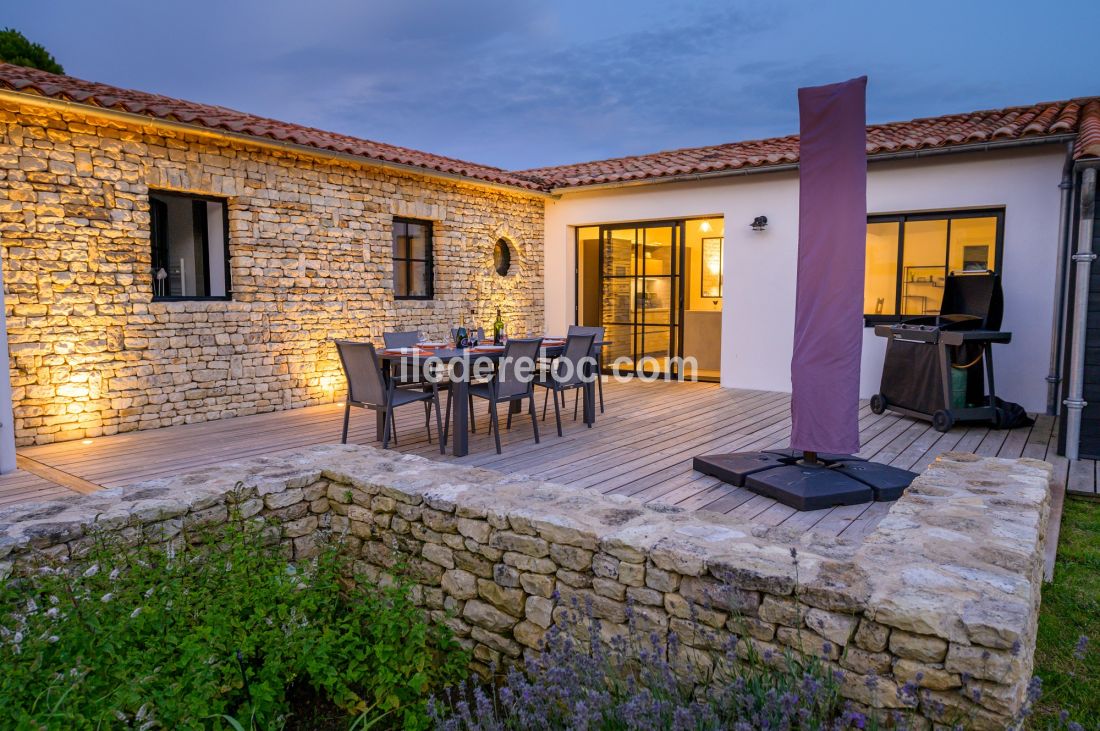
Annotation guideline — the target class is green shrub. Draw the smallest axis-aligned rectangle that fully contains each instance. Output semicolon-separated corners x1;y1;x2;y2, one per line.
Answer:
0;502;468;730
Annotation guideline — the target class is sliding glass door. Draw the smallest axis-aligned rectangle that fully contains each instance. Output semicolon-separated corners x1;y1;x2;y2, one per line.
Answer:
598;221;684;377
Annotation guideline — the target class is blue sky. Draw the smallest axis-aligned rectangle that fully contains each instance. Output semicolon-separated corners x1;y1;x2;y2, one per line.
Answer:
8;1;1099;169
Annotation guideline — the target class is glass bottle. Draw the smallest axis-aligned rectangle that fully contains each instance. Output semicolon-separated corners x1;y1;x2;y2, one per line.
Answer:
493;308;504;345
456;316;467;348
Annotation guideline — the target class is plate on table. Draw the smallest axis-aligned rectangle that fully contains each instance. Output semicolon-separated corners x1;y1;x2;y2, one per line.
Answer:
542;339;566;347
383;347;430;356
418;341;446;348
469;345;505;352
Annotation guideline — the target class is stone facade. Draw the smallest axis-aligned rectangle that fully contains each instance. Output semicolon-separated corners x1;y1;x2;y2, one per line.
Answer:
0;98;545;445
0;445;1051;728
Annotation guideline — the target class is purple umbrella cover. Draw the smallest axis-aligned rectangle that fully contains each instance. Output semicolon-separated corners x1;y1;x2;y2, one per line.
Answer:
790;76;867;455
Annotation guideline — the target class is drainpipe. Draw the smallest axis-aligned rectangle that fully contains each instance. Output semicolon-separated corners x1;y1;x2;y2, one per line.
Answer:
1063;165;1097;459
0;246;16;473
1046;142;1076;414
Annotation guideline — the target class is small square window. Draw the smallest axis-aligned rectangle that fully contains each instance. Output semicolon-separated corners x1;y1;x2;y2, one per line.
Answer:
393;218;433;299
149;191;230;300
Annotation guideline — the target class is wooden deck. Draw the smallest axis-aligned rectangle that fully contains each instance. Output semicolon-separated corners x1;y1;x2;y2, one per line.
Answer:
1;380;1087;544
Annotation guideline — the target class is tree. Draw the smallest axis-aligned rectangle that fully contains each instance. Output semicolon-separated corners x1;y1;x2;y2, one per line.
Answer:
0;28;64;74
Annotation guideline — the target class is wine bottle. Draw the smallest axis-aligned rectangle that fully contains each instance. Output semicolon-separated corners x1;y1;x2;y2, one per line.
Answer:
456;317;467;349
493;308;504;345
469;310;478;346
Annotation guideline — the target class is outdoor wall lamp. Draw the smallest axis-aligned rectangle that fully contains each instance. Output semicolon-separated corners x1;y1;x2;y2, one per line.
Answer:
750;216;768;231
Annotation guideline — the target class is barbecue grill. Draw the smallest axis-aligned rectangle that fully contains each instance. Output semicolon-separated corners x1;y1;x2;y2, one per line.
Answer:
870;271;1011;432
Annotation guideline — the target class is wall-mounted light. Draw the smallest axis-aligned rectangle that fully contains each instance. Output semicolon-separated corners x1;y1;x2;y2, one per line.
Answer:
699;220;712;233
750;216;768;231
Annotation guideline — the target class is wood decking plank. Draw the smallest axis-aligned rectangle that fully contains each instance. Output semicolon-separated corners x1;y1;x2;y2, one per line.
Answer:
7;380;1043;540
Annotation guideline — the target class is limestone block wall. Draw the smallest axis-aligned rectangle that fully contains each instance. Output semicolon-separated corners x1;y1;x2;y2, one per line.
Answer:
0;445;1051;728
0;99;545;445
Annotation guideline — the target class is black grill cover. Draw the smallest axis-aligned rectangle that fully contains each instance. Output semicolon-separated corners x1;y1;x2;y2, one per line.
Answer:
880;340;945;414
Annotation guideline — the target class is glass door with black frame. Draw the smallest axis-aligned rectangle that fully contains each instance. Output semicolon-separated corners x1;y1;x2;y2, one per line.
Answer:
599;222;683;378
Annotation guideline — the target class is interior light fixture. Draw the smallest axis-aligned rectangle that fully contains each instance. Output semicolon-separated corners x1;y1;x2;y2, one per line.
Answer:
751;216;768;231
699;220;712;233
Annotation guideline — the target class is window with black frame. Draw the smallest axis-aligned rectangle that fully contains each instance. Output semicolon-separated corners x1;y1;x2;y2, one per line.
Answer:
392;218;433;299
864;209;1003;321
149;191;230;300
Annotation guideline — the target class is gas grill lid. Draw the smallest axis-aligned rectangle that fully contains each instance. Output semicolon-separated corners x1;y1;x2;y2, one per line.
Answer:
939;271;1003;329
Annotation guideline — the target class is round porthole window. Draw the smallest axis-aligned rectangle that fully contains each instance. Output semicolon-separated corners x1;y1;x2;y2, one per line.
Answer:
493;238;513;276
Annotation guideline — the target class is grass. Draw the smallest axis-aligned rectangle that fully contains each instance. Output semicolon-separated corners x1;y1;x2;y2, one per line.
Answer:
1034;496;1100;727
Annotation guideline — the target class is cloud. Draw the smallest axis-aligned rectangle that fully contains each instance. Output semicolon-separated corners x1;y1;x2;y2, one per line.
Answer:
6;0;1100;169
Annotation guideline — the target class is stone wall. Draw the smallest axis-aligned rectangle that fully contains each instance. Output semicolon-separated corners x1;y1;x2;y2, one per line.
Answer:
0;98;545;445
0;445;1051;728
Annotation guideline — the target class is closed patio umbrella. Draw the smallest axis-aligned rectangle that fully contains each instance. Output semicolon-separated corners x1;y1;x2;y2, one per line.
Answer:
693;76;916;510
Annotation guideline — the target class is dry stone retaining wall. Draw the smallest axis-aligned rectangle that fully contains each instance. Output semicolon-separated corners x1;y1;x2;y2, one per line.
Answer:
0;99;545;445
0;445;1051;728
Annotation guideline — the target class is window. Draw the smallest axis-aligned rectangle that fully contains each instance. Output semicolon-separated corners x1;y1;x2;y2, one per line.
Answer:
149;191;230;300
493;238;512;276
864;209;1003;320
392;218;433;299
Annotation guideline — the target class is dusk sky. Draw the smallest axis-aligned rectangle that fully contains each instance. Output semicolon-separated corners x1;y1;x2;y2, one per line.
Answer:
9;1;1100;170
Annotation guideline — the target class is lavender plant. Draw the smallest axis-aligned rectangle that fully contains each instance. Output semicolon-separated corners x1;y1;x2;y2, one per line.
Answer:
430;594;864;731
0;499;467;730
430;591;1086;731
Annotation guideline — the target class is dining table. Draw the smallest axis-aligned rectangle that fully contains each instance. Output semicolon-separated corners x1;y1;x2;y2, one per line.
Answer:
376;338;606;457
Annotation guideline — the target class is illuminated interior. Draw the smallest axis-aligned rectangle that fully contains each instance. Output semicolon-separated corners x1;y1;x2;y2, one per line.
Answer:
683;218;724;380
864;213;999;318
865;222;900;315
575;217;723;380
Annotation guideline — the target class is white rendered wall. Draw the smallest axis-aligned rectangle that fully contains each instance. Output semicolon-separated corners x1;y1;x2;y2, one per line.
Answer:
542;147;1066;413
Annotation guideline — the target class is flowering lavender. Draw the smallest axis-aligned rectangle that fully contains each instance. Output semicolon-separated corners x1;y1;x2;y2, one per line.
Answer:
1073;635;1088;661
431;599;871;730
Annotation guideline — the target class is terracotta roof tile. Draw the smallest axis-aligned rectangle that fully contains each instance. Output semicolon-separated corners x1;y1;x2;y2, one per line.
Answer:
520;98;1100;189
0;63;546;192
1078;100;1100;159
0;63;1097;192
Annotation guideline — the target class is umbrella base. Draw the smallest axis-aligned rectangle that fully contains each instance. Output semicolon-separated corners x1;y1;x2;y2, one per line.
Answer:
693;451;916;511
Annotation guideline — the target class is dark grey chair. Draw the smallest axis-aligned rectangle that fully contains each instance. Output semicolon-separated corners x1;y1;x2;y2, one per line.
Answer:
451;327;485;346
383;330;426;384
383;330;420;348
450;338;542;454
447;327;488;429
334;340;444;453
568;325;605;415
536;333;596;436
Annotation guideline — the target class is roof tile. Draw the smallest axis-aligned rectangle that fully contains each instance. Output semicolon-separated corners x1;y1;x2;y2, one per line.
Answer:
0;63;1097;192
519;99;1099;188
0;63;545;192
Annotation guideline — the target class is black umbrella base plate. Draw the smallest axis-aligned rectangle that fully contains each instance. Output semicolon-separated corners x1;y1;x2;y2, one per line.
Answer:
693;451;917;511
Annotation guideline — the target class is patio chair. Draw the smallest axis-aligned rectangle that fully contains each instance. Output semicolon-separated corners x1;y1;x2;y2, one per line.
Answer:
448;338;542;454
383;330;427;383
568;325;605;416
451;327;485;346
383;330;420;349
447;327;489;430
383;329;436;421
535;333;596;437
334;340;444;453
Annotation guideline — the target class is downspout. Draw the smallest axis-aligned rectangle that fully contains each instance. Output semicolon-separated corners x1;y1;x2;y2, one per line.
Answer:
1046;141;1075;414
0;245;16;473
1063;165;1097;459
